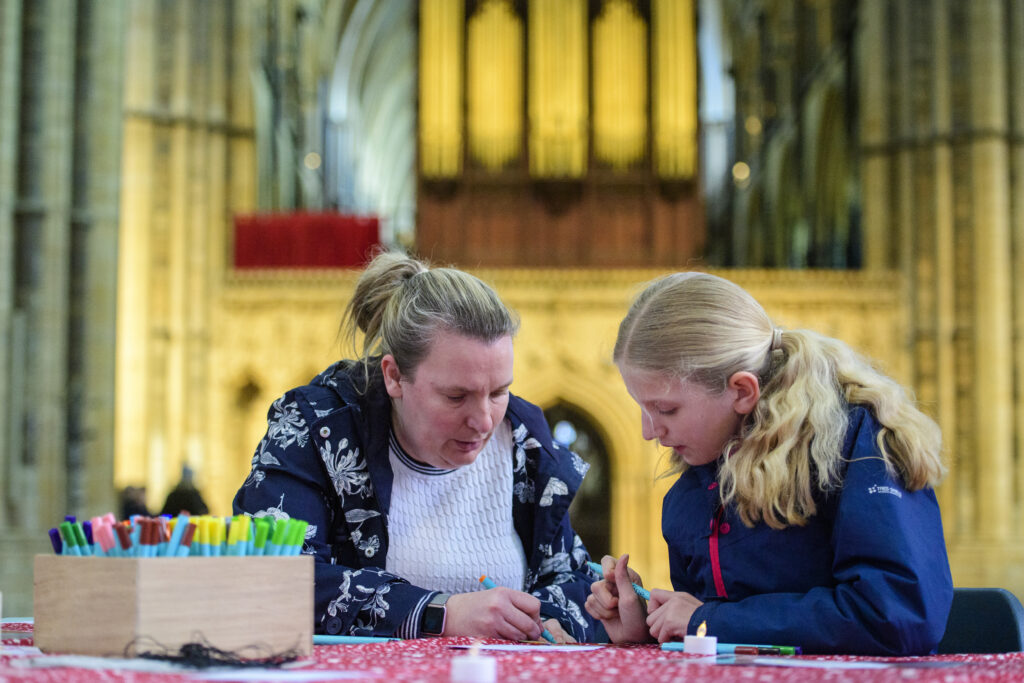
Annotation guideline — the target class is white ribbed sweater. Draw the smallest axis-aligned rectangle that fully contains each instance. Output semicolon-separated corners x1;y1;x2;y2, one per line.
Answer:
385;421;527;594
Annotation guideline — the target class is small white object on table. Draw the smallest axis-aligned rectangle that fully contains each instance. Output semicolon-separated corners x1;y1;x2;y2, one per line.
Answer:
683;620;717;656
450;641;497;683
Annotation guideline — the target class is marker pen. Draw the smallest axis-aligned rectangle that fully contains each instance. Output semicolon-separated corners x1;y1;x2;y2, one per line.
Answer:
48;528;63;555
253;518;270;556
267;518;288;556
71;522;92;556
115;522;134;557
176;521;197;557
479;575;557;644
586;561;651;600
165;514;190;557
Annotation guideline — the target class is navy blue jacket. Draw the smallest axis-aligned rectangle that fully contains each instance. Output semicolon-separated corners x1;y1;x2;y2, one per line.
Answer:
663;406;953;655
233;361;599;641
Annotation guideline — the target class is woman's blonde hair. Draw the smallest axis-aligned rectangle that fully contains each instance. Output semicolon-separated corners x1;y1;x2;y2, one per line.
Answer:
341;250;519;383
614;271;945;529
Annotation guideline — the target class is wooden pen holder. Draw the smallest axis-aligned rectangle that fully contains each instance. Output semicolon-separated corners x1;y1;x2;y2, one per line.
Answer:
33;554;313;657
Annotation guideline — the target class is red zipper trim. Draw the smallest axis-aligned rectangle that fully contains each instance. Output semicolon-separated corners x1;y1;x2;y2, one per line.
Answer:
709;507;728;598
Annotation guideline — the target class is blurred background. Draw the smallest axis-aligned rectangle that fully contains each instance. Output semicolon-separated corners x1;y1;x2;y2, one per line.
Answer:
2;0;1023;619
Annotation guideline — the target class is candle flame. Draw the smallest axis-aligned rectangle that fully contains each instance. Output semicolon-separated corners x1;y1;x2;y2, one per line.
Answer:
697;621;707;638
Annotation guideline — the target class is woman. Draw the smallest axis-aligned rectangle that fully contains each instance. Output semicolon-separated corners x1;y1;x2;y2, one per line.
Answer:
585;271;952;654
234;251;598;642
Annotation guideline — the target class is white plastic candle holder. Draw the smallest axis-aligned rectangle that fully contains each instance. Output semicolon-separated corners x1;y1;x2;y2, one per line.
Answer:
450;652;497;683
683;633;718;656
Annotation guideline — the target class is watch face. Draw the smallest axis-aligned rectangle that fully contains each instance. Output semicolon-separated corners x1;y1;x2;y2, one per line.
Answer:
422;604;446;635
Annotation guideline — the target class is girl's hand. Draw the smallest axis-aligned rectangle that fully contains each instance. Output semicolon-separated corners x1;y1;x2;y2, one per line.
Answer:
542;618;576;644
584;553;653;643
646;590;704;643
444;587;545;641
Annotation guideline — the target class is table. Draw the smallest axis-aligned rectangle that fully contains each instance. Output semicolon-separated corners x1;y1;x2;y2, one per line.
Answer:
5;620;1024;682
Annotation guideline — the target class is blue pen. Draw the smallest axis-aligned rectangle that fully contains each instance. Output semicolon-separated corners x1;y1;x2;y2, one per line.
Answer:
313;635;401;645
587;561;651;600
660;641;802;655
48;528;63;555
165;514;190;557
83;521;105;557
479;575;557;644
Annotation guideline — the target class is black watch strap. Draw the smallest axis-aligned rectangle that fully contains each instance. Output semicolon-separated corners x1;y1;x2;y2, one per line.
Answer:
420;592;450;636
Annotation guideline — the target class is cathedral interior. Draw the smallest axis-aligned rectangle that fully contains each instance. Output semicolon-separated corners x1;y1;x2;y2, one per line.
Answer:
2;0;1024;621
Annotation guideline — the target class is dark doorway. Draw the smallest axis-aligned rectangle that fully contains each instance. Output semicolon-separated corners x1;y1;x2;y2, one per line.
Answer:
544;403;612;561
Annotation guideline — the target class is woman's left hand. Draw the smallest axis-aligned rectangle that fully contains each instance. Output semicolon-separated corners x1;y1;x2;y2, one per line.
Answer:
646;590;704;643
542;618;576;644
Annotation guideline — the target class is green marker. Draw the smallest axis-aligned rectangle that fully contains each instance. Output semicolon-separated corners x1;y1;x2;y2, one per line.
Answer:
253;518;270;556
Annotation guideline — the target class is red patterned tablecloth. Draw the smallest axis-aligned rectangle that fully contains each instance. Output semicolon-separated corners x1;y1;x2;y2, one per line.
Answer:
4;622;1024;682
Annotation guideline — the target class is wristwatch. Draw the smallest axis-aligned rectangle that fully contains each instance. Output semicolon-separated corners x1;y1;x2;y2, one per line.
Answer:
420;592;450;636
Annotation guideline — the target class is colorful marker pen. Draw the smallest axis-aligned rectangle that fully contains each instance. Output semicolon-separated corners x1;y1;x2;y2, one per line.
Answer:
176;521;197;557
71;522;92;556
115;522;133;557
48;528;63;555
289;520;309;555
165;514;190;557
479;575;557;644
266;517;288;556
253;518;270;556
586;561;651;600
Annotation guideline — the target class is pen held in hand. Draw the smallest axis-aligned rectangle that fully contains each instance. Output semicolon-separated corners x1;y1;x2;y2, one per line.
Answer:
478;574;558;644
586;561;651;600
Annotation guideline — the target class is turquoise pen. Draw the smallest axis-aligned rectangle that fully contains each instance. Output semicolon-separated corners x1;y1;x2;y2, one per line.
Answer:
479;574;557;644
586;561;651;600
313;635;400;645
165;514;190;557
661;641;802;655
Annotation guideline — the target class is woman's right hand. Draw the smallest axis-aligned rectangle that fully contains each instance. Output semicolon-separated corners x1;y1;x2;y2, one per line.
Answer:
584;553;652;643
443;587;547;641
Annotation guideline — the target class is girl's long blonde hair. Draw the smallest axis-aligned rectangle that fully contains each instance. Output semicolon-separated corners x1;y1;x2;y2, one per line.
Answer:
614;272;945;528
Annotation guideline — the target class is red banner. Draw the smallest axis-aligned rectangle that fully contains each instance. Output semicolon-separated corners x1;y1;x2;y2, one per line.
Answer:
233;213;380;269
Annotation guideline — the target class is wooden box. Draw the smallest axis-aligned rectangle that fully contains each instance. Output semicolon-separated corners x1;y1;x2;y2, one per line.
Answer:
34;555;313;657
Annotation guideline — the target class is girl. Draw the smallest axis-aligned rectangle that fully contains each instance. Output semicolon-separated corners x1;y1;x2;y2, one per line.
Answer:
586;272;952;655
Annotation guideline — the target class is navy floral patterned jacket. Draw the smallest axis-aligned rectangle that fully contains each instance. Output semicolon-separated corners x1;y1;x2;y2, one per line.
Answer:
233;361;600;642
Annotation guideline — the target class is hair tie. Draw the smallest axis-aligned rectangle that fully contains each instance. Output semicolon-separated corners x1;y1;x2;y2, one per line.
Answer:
771;328;783;352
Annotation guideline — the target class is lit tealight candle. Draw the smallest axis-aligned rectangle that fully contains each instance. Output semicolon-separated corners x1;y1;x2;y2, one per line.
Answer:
683;620;717;656
450;641;497;683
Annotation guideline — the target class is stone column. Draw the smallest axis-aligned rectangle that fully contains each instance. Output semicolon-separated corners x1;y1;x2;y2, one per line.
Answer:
857;0;892;271
1009;0;1024;535
0;0;22;530
74;0;126;516
32;0;77;530
967;0;1013;541
927;0;958;531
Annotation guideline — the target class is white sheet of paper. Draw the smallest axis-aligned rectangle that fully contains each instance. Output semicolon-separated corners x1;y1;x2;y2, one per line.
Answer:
192;672;375;681
449;643;605;653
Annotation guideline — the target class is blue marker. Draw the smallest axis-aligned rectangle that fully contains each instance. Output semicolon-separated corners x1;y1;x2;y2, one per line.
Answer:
479;574;557;644
313;635;400;645
48;528;63;555
587;561;651;600
661;641;802;655
165;514;190;557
